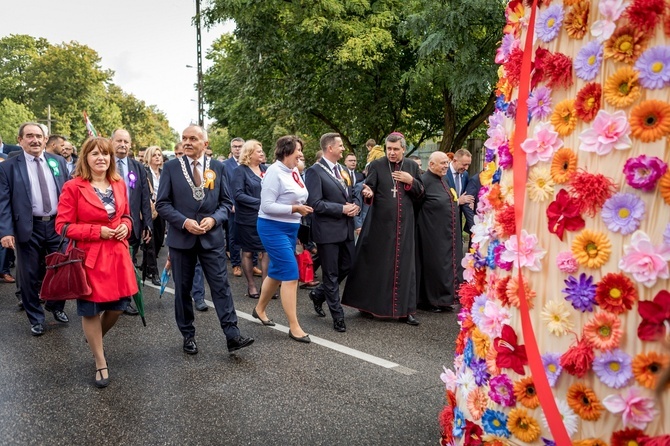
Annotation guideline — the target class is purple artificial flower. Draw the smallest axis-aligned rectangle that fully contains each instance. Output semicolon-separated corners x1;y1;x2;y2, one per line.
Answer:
663;223;670;246
505;99;518;119
592;349;633;388
542;439;557;446
471;294;489;326
485;124;507;151
527;86;553;121
489;110;506;128
470;358;490;386
488;374;516;407
562;273;597;312
601;193;645;235
496;33;520;64
634;46;670;90
624;155;668;191
485;148;496;163
494;244;514;271
574;41;603;81
498;142;513;169
542;352;563;387
536;4;564;43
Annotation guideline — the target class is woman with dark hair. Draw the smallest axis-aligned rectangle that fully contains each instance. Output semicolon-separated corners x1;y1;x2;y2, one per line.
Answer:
231;139;269;298
253;135;313;343
55;137;138;388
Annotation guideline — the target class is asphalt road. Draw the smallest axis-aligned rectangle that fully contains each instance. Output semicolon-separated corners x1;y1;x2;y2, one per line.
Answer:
0;252;459;446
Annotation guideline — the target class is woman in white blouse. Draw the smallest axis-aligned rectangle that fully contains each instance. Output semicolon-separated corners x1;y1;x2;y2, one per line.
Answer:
143;146;164;285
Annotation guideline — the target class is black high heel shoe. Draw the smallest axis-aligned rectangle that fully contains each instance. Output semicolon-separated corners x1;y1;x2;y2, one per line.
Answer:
245;288;260;299
252;308;275;326
95;367;109;388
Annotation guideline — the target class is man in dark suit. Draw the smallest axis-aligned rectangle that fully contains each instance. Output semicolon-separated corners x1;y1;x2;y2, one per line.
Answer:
221;137;244;277
156;125;253;355
305;133;360;332
111;129;154;314
0;123;70;336
343;152;365;186
445;148;475;234
0;135;21;156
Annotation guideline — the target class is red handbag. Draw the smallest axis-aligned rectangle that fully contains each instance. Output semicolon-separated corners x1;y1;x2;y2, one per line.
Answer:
296;249;314;283
40;224;92;300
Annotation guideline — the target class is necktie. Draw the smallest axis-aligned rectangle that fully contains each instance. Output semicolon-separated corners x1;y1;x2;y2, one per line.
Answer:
333;165;341;179
349;170;356;186
35;158;52;214
192;161;202;186
118;159;130;197
455;173;461;195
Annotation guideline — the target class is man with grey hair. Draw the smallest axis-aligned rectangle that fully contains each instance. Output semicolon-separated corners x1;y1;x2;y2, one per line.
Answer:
342;132;424;325
157;125;253;355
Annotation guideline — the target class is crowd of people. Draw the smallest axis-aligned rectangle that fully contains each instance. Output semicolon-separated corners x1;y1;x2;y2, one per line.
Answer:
0;122;478;388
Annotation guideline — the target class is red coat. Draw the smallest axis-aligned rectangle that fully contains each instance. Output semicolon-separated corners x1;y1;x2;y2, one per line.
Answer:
55;177;138;302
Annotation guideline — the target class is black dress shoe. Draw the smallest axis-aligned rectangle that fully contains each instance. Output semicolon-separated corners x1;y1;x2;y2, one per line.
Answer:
30;323;45;336
402;314;420;326
309;290;326;317
151;276;161;286
194;300;209;312
333;318;346;332
52;310;69;323
288;330;311;344
124;303;139;316
252;308;276;326
183;337;198;355
227;335;254;353
94;367;110;388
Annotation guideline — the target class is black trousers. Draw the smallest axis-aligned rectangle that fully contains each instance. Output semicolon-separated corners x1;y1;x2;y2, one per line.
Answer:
313;239;354;320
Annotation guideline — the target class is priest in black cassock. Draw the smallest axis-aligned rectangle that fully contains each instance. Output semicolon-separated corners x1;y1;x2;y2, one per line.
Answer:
342;132;424;325
416;152;460;313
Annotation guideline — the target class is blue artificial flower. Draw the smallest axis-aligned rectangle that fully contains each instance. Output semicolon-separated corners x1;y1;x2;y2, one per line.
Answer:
487;240;500;269
496;95;509;113
492;168;502;184
482;409;510;438
463;338;474;367
453;407;465;438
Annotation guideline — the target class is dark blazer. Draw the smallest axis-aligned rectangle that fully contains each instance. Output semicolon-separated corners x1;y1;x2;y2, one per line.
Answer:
121;157;153;238
463;172;481;233
231;164;266;226
222;157;240;204
304;159;355;244
0;151;68;243
0;143;21;155
445;168;474;233
345;169;365;186
156;156;232;250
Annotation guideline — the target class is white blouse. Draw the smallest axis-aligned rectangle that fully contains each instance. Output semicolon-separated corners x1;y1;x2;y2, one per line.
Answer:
259;160;308;224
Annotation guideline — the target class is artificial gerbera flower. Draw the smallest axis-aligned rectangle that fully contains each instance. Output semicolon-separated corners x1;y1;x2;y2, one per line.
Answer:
575;83;601;122
561;337;595;378
551;99;578;136
513;376;540;409
542;352;563;386
527;166;554;202
583;311;622;351
527;86;553;121
541;398;579;438
571;229;611;269
541;300;573;336
466;387;488;421
563;273;597;312
579;109;632;155
481;409;510;438
661;169;670;205
637;290;670;341
611;428;646;446
574;41;604;81
471;327;491;359
550;147;577;184
603;66;642;108
556;251;578;273
507;408;541;443
603;387;659;429
629;99;670;142
604;25;649;64
536;4;564;43
623;155;668;191
453;406;466;438
573;440;607;446
567;382;604;421
565;1;590;39
595;272;638;315
620;231;670;288
505;275;536;309
601;193;645;235
567;170;617;216
593;349;634;388
632;351;670;389
520;121;563;166
635;46;670;89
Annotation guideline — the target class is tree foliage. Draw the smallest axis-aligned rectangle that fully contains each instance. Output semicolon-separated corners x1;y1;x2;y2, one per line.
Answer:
0;98;37;144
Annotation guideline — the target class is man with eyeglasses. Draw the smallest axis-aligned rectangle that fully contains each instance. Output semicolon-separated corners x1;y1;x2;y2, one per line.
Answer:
222;138;244;277
62;140;77;176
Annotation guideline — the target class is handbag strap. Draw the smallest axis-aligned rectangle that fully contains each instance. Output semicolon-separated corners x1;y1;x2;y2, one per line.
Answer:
56;223;71;252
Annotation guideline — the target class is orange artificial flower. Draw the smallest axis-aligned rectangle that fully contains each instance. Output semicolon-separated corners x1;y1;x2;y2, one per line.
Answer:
571;229;611;269
660;169;670;205
506;275;536;309
575;83;602;123
513;376;540;409
550;99;578;136
604;24;649;64
604;66;642;108
488;183;505;210
573;440;607;446
486;344;500;375
629;99;670;142
582;311;622;351
506;408;541;443
565;1;590;39
466;387;488;421
472;327;491;359
567;382;604;421
632;351;670;389
550;148;577;184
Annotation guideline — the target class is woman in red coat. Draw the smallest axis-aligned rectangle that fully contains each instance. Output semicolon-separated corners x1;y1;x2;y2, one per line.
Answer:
55;137;138;388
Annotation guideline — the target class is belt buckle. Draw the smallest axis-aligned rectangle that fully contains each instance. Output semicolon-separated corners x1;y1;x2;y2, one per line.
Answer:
40;215;54;221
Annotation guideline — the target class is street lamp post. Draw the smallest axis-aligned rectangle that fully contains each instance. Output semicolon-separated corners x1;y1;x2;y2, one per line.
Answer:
194;0;204;127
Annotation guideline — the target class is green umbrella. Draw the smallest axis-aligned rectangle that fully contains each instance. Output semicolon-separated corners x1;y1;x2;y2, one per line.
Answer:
130;247;147;326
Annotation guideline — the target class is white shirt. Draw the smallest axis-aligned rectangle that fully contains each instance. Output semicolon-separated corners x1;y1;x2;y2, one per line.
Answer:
25;152;59;216
186;154;205;181
450;165;462;195
259;161;308;224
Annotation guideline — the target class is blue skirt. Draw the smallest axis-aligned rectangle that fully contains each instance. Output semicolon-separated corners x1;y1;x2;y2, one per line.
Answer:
257;217;299;281
77;297;131;317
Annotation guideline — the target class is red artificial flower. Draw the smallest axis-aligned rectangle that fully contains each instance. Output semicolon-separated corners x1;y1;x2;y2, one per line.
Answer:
532;47;552;89
575;83;602;123
568;170;617;217
463;420;484;446
495;204;517;238
496;276;512;306
625;0;665;34
494;324;528;375
560;337;594;378
638;290;670;341
504;47;524;87
640;435;670;446
545;52;574;89
474;268;487;292
666;2;670;37
546;189;586;240
595;272;638;314
611;428;645;446
459;282;480;310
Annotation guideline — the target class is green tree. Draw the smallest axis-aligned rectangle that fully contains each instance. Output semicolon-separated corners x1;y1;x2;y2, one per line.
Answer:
0;34;50;105
0;98;37;144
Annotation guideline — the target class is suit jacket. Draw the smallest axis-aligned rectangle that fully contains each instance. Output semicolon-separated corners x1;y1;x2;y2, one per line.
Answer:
445;168;474;233
0;143;21;155
304;159;355;244
222;157;240;205
120;157;153;238
231;164;266;226
156;156;232;250
463;172;481;233
345;169;365;186
0;151;68;243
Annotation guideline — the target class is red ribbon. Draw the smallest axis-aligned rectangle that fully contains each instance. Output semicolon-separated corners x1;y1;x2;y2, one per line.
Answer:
292;171;304;188
512;2;571;444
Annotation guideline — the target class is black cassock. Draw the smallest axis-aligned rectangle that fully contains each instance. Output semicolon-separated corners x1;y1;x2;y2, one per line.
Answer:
416;170;461;309
342;157;424;318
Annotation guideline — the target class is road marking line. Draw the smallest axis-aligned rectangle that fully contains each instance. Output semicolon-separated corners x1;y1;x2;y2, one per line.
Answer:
144;282;417;375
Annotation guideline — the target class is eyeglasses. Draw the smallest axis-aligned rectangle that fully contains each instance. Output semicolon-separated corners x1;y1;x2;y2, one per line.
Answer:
232;145;243;149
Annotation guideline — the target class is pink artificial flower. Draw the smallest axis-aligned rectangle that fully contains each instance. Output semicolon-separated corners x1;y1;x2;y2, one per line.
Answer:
619;230;670;288
479;300;511;339
500;230;547;271
520;121;563;166
461;253;475;283
440;366;457;392
578;109;632;155
556;251;579;273
484;125;508;152
591;0;630;42
602;387;659;430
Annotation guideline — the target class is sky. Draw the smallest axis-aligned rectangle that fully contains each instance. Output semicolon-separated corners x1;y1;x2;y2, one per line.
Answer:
2;0;232;132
